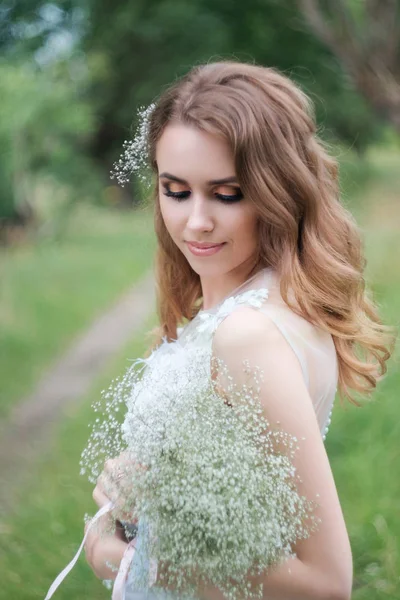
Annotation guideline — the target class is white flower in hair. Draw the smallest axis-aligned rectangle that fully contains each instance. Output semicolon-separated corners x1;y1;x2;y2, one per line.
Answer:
110;103;156;188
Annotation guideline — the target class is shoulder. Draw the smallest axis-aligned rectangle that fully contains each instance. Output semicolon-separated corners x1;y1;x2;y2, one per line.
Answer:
213;305;280;347
212;305;306;387
213;305;298;361
211;304;322;454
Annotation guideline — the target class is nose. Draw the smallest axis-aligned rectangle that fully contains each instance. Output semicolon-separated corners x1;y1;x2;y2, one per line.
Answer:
186;195;215;233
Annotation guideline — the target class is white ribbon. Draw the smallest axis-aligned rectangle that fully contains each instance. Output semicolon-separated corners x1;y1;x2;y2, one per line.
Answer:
111;538;137;600
44;501;135;599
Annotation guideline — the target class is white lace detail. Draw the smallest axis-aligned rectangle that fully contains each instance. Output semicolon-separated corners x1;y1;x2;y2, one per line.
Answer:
194;288;269;338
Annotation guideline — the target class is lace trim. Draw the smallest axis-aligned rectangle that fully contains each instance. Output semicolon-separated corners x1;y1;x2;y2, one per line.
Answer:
194;288;269;338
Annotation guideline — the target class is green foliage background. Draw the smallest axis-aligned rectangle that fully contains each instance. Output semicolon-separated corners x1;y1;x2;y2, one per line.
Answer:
0;0;387;224
0;2;399;599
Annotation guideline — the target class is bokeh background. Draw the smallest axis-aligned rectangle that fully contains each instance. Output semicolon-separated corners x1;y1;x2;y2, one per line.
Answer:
0;1;399;598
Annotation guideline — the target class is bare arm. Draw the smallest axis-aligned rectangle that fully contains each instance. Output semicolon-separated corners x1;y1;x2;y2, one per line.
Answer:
196;556;349;600
200;307;353;600
84;527;127;581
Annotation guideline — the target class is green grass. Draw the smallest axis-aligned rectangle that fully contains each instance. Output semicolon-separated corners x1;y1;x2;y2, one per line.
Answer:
0;313;159;600
326;146;400;598
0;202;156;420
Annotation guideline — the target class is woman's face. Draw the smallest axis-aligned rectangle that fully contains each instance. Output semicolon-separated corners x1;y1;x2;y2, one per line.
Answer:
156;123;259;280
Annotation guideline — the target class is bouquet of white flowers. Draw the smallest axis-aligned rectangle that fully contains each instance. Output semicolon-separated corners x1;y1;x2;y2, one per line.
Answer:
79;348;320;600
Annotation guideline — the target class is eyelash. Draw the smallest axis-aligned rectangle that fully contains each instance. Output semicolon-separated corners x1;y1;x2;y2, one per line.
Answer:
162;188;244;204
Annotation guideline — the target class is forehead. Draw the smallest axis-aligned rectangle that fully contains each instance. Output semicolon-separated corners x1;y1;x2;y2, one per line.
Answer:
156;123;235;183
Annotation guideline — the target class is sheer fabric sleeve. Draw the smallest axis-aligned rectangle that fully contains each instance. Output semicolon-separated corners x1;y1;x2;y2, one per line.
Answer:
256;302;339;436
232;268;339;437
210;307;352;594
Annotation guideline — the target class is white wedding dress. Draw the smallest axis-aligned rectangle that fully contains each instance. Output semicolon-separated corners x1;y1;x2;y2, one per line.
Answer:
123;265;338;599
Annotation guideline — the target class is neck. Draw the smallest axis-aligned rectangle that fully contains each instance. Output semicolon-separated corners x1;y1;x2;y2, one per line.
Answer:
200;262;262;311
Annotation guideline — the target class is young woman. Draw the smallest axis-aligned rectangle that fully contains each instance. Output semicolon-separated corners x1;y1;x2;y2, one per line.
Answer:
83;61;395;600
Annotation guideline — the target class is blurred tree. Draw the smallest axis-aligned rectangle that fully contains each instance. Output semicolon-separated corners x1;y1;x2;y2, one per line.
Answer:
0;2;103;235
80;0;383;177
298;0;400;133
0;57;98;231
0;0;389;227
0;1;86;56
1;1;385;155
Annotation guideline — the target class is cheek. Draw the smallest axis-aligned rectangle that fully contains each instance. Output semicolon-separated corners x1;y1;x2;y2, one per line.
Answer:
159;196;182;236
230;207;258;243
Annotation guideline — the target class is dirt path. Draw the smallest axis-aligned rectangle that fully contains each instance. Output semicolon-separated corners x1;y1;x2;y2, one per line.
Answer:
0;270;156;516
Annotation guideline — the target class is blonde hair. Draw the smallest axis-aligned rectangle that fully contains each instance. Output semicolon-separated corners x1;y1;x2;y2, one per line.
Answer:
144;60;396;405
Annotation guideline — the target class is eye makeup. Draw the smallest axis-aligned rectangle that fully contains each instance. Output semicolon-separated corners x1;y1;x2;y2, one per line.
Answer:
162;185;244;204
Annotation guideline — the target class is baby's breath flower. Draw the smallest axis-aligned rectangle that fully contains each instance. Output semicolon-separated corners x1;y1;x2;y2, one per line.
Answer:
110;103;156;188
102;579;113;590
81;348;320;600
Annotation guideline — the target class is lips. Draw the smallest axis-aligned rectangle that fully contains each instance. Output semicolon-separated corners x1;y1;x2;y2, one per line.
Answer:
186;242;225;248
185;241;226;257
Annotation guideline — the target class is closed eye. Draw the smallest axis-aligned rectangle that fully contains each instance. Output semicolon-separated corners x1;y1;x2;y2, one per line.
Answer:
162;186;243;204
163;189;190;200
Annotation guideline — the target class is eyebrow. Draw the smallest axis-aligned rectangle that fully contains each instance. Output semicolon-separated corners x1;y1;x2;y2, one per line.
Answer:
159;172;239;186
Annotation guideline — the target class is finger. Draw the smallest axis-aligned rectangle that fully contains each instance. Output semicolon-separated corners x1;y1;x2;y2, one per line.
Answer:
103;461;128;486
98;473;125;509
93;483;111;508
118;449;132;463
112;450;146;475
104;457;116;473
97;472;113;494
100;470;131;505
95;482;133;523
96;479;127;523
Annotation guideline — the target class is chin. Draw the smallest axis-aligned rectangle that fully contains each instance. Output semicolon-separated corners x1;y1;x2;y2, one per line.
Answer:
187;260;232;279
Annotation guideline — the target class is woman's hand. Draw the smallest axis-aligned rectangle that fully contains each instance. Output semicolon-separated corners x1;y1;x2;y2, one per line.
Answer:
95;450;145;523
85;451;145;580
84;483;128;580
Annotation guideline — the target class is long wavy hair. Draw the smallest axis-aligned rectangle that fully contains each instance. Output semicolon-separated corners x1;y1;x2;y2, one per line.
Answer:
142;60;396;405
